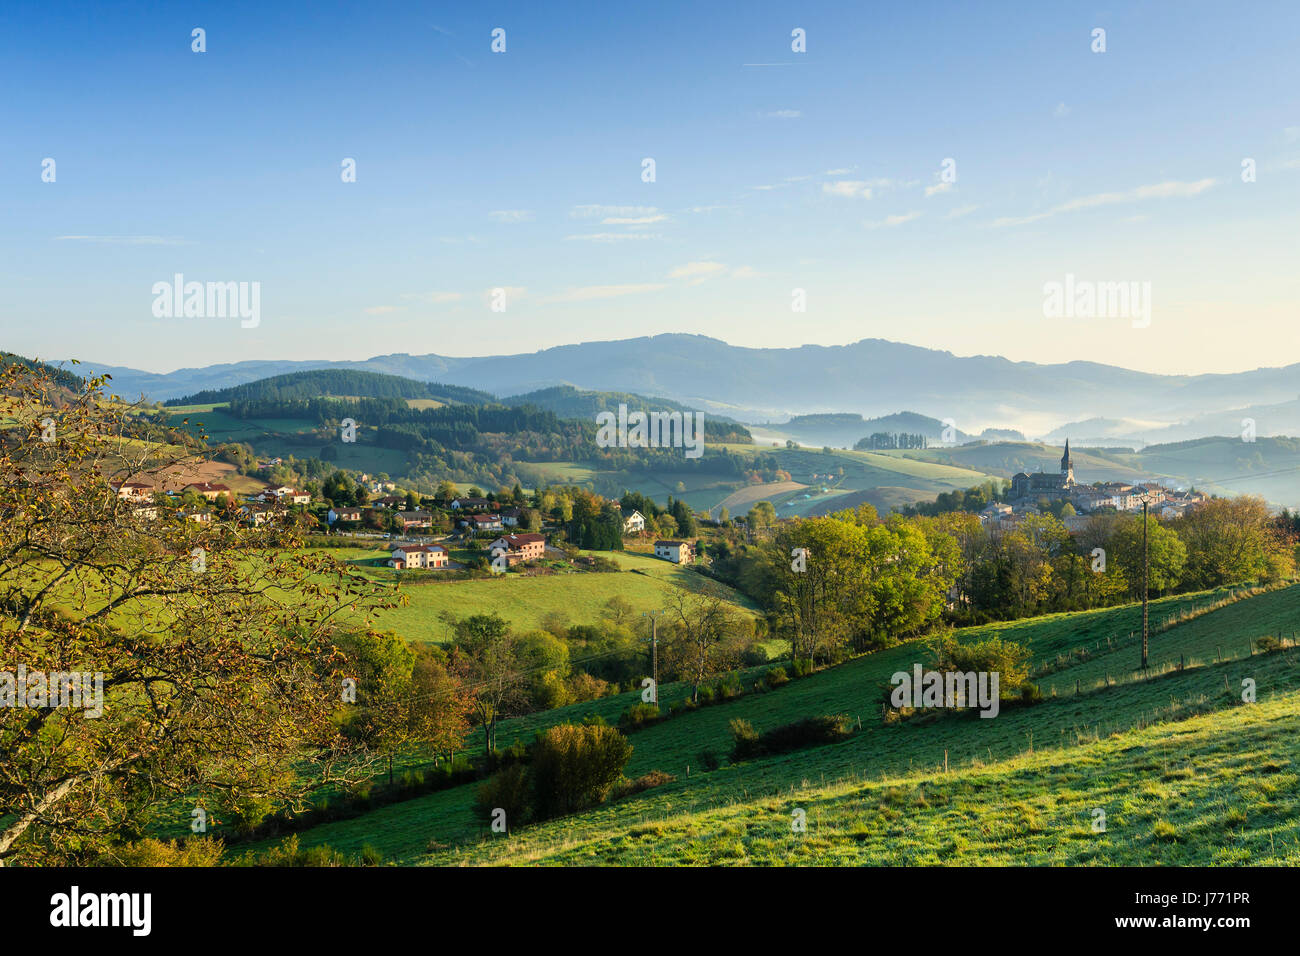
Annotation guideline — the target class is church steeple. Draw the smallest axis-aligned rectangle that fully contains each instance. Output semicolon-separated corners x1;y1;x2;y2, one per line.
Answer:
1061;439;1074;481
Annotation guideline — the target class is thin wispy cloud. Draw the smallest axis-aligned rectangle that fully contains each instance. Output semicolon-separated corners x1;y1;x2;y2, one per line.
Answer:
945;203;979;219
924;181;953;198
488;209;533;223
564;232;662;242
823;180;873;198
56;235;191;245
668;261;727;285
864;211;922;229
991;178;1218;227
569;204;659;219
766;109;801;119
602;214;668;225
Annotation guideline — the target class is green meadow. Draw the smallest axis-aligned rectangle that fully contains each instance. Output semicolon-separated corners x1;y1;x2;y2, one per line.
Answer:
230;582;1300;864
325;547;761;643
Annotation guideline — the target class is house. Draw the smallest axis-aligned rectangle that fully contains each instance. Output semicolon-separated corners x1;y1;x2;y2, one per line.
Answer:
486;532;546;565
129;502;158;521
394;510;434;530
388;544;449;570
499;507;523;527
240;503;277;526
184;482;231;501
112;481;155;503
1070;489;1116;513
654;539;694;564
459;513;503;533
978;503;1012;526
622;509;646;534
181;507;212;524
450;497;493;511
266;487;311;505
328;505;363;523
373;494;406;509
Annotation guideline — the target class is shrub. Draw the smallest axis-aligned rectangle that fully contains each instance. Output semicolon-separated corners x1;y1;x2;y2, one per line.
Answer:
728;718;761;761
359;844;384;866
929;633;1032;693
1019;681;1043;704
765;666;790;688
474;762;532;830
715;677;744;700
618;702;662;730
103;837;225;867
697;684;716;703
611;770;676;800
791;657;815;678
696;748;721;772
757;714;853;754
247;836;349;867
530;723;633;820
1256;635;1282;653
732;714;852;761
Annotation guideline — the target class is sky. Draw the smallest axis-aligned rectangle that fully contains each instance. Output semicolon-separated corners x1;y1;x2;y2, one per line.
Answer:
1;0;1298;376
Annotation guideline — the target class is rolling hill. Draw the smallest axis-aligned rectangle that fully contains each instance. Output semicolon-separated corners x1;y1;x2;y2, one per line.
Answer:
224;582;1300;865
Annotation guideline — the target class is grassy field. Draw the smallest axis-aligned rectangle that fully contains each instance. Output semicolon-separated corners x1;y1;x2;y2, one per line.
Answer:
325;547;761;642
229;582;1300;864
705;444;996;518
429;685;1300;865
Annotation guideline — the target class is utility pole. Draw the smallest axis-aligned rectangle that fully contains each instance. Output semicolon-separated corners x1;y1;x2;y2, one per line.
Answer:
642;611;659;704
1142;496;1149;671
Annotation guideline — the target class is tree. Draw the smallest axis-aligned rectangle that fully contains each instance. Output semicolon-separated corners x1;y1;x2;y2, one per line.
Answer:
0;360;396;865
446;613;528;754
662;588;747;701
747;500;776;531
333;634;471;783
1107;514;1187;598
771;518;869;663
1177;497;1275;588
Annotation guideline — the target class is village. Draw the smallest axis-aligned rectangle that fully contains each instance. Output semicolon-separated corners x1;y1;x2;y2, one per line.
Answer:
107;470;699;573
978;439;1210;531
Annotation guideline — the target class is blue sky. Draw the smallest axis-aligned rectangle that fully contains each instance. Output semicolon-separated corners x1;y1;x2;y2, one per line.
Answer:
2;0;1298;375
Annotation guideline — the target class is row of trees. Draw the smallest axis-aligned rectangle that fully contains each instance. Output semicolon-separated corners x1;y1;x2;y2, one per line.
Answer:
708;495;1297;650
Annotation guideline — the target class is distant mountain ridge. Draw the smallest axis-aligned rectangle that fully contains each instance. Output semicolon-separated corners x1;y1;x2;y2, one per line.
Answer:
53;334;1300;437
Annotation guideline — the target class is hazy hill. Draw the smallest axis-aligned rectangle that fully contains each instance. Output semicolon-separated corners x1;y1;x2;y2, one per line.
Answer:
59;335;1300;436
167;369;494;407
771;411;973;448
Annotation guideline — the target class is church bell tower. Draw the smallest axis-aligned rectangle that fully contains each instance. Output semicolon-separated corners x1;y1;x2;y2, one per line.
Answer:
1061;439;1074;483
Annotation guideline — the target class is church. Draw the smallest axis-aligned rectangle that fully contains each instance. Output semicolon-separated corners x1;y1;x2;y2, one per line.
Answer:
1010;440;1076;501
